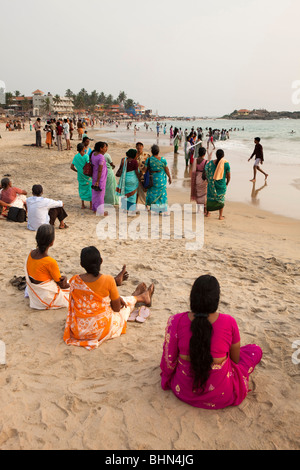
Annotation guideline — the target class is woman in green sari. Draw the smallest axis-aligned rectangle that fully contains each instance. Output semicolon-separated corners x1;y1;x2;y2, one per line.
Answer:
104;153;119;206
71;143;92;209
145;144;172;214
116;149;141;214
205;149;231;220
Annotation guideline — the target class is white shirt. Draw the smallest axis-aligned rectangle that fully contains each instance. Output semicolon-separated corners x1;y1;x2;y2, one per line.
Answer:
63;122;69;134
26;196;63;231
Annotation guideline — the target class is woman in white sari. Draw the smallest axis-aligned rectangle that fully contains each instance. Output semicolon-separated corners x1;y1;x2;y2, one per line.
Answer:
25;224;70;309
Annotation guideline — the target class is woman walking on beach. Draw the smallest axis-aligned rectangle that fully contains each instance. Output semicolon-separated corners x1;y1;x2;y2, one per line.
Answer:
91;142;108;216
70;143;92;210
205;149;230;220
160;275;262;409
116;149;140;214
190;147;208;213
104;152;119;206
145;144;172;214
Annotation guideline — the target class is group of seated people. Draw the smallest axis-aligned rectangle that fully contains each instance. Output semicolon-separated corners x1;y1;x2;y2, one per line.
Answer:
0;179;68;230
23;223;262;410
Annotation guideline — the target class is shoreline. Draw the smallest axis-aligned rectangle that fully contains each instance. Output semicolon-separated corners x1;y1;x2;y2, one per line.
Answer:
95;126;300;222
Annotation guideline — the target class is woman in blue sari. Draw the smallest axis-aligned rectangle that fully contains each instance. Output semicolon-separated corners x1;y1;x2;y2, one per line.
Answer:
71;143;92;209
145;145;172;214
204;149;231;220
116;149;140;213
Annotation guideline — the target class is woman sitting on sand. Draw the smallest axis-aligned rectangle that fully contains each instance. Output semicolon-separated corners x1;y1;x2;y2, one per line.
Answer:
204;149;230;220
160;275;262;409
25;224;70;310
63;246;155;350
0;177;27;214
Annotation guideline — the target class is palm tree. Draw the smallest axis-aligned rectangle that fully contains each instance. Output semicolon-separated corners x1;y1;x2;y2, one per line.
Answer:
117;91;127;105
41;97;52;114
22;97;31;113
98;92;106;104
65;89;74;98
105;94;113;106
74;94;85;110
89;90;98;112
53;94;61;105
14;90;21;97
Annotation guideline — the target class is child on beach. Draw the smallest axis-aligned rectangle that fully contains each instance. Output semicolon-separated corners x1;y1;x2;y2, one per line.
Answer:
248;137;268;182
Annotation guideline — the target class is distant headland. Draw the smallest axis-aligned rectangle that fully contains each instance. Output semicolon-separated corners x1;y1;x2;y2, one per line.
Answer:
221;109;300;120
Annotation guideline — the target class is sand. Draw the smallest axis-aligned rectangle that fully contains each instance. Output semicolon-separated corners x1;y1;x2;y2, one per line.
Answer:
0;123;299;450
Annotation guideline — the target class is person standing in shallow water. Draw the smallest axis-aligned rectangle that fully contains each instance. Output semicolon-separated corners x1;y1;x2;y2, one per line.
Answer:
248;137;268;182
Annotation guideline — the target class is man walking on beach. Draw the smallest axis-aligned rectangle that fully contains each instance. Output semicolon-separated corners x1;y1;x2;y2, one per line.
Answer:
248;137;268;182
34;118;42;147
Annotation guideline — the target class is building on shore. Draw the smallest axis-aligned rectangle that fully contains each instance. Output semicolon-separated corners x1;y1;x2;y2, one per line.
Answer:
32;90;74;116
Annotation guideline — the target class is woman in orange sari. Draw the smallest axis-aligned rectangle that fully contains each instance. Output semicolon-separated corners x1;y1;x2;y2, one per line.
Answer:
63;246;155;350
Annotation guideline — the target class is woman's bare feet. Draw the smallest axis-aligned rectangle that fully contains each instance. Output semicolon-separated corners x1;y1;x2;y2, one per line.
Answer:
135;283;155;307
115;265;129;286
132;282;147;296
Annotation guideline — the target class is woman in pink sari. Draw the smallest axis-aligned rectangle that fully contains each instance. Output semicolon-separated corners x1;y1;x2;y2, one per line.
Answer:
160;275;262;409
190;147;208;213
91;141;108;216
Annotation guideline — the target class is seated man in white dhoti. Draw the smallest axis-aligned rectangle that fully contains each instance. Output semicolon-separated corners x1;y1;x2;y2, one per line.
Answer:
25;224;70;310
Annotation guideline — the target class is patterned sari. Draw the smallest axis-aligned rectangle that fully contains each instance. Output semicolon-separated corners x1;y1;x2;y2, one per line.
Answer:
104;153;119;206
190;158;207;205
72;152;92;202
63;275;136;350
160;312;262;409
116;158;139;211
205;159;230;211
145;156;168;213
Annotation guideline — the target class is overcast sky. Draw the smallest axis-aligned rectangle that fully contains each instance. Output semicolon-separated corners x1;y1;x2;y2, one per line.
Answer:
1;0;299;116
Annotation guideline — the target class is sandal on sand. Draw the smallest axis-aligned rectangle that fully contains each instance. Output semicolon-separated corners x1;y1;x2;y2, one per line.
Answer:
135;306;151;323
18;280;27;291
59;224;69;229
10;276;25;287
127;309;139;322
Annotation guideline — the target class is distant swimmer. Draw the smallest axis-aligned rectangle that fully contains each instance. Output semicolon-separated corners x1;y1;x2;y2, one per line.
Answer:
248;137;268;183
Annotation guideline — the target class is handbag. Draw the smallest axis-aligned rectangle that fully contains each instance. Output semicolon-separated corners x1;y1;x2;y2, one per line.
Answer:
7;207;27;223
116;159;124;178
143;160;153;189
83;153;93;177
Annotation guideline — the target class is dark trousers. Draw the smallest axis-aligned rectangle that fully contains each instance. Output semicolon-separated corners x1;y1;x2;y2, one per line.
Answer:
36;130;42;147
49;207;68;225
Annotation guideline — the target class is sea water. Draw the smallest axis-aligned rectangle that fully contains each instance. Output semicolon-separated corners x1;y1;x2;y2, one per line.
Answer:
98;118;300;219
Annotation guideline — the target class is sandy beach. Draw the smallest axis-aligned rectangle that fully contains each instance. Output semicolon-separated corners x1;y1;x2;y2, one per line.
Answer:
0;123;299;450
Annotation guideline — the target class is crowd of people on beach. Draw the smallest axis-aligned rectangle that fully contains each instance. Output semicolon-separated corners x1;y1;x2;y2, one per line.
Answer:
0;118;265;411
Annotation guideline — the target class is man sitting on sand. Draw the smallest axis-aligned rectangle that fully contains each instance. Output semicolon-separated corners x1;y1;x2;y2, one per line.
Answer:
248;137;268;182
26;184;68;231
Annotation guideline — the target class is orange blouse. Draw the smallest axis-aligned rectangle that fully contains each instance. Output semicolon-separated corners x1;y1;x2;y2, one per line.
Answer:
27;253;61;283
85;274;119;301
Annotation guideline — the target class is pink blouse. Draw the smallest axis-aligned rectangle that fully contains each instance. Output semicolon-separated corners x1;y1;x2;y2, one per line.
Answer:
177;312;240;358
